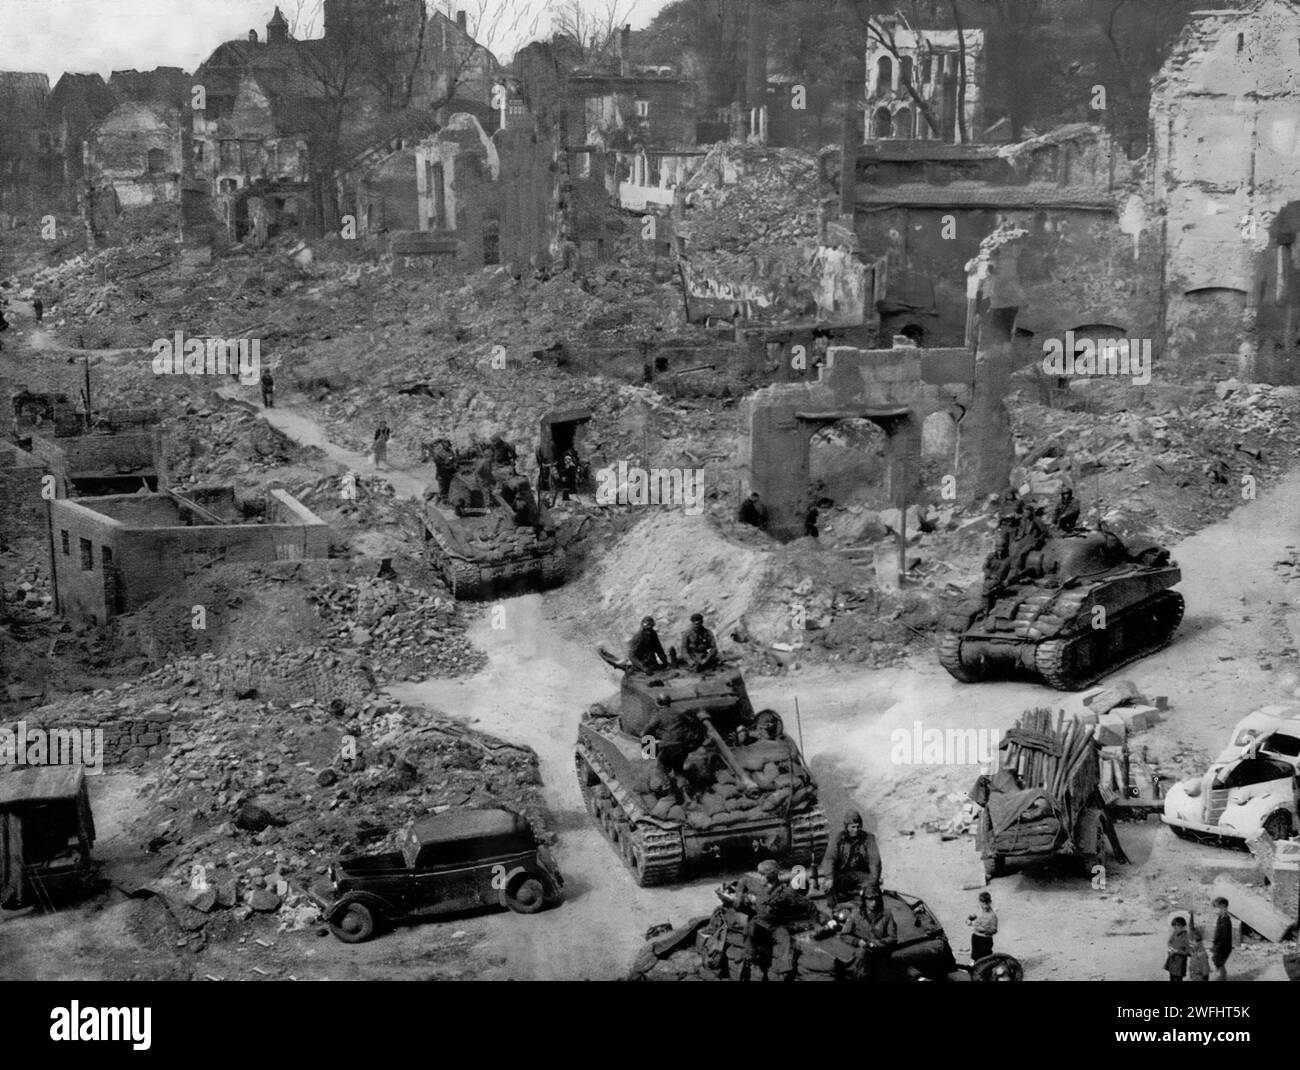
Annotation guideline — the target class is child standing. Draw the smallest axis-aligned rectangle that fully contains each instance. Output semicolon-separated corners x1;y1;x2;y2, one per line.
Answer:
968;890;998;961
1165;916;1190;981
1188;926;1210;981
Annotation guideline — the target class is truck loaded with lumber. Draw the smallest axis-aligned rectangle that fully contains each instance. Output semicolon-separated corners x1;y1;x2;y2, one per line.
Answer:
973;708;1129;880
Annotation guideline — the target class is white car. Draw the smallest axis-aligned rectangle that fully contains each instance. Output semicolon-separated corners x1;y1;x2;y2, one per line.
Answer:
1162;705;1300;844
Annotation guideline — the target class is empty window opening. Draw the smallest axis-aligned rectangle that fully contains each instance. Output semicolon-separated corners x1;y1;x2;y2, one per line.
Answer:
79;537;93;571
61;529;70;555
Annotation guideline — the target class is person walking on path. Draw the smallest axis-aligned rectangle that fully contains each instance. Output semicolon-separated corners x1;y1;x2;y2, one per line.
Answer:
260;368;274;408
373;422;391;469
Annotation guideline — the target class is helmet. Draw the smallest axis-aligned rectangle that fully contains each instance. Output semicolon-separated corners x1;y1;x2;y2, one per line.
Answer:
641;616;655;628
757;859;779;877
690;613;704;624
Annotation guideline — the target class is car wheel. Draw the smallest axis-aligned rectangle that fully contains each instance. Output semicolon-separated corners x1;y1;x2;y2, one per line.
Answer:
1263;811;1294;841
329;901;377;943
505;875;547;915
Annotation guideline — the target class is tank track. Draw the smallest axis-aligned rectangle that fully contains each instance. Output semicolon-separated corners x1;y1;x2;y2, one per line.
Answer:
938;630;985;682
789;807;829;867
540;548;568;589
1034;590;1184;691
575;752;684;886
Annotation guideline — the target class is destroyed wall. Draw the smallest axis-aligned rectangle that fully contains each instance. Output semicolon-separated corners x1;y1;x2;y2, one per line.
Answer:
743;344;975;539
353;148;421;235
11;706;181;768
852;127;1149;347
413;114;499;266
0;442;47;550
25;429;165;498
0;72;54;209
88;100;182;207
495;126;562;271
1151;1;1300;382
49;490;330;625
566;74;696;149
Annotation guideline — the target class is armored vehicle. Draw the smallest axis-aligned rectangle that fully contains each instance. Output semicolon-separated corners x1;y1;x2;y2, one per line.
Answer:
939;527;1183;690
628;886;1024;981
575;656;828;886
419;456;566;600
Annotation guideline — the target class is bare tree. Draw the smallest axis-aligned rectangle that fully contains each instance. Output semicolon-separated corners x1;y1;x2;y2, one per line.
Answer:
549;0;638;65
844;2;958;139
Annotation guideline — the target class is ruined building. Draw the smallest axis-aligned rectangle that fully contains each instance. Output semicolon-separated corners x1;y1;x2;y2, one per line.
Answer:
48;488;329;626
0;72;55;211
864;23;985;143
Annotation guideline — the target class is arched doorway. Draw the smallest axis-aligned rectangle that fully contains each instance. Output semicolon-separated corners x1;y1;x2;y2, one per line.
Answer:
808;417;893;509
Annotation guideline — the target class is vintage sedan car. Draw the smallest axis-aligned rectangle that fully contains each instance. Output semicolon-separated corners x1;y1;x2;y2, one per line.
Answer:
323;808;563;942
1163;706;1300;844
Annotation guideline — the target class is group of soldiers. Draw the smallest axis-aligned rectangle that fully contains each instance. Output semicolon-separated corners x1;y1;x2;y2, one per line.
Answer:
981;485;1083;601
422;433;552;532
626;613;719;674
719;811;892;981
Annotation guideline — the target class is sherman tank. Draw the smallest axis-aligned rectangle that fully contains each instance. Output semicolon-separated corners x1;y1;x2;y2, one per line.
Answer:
419;459;567;600
939;526;1183;691
575;656;828;886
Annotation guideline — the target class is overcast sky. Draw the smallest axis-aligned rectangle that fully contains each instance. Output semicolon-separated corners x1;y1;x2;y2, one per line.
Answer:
0;0;672;83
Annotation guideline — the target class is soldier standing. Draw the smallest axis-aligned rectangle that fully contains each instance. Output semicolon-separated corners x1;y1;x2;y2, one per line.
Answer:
828;810;882;901
643;706;707;801
32;296;43;323
260;368;274;408
431;439;457;502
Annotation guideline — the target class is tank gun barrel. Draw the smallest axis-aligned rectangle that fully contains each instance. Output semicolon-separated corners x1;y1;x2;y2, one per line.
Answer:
698;713;759;795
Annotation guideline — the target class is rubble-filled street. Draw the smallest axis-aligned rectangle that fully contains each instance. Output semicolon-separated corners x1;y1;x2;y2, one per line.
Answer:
3;1;1300;1025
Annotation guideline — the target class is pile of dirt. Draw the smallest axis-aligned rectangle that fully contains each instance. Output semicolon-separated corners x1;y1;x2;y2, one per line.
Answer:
564;512;941;670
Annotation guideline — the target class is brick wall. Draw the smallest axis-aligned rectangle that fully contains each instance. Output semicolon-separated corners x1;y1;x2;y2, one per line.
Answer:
0;442;48;548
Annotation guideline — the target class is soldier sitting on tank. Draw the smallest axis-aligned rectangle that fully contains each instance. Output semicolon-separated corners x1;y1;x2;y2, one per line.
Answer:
754;709;783;741
644;706;707;802
627;616;670;674
680;612;719;671
827;809;882;903
1051;486;1081;533
724;859;819;981
842;892;898;981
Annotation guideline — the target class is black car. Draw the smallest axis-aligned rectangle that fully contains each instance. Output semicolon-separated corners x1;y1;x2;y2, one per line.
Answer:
323;808;563;943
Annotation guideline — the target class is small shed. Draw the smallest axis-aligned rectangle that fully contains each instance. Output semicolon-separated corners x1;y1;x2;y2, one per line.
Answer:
0;766;96;909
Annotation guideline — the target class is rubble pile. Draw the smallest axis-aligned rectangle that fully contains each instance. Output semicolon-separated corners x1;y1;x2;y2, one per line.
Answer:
1008;380;1300;542
165;406;324;485
309;576;486;680
136;697;547;932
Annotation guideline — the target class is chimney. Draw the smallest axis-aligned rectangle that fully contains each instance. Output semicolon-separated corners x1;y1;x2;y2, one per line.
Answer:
619;24;631;76
248;29;259;43
456;9;467;32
